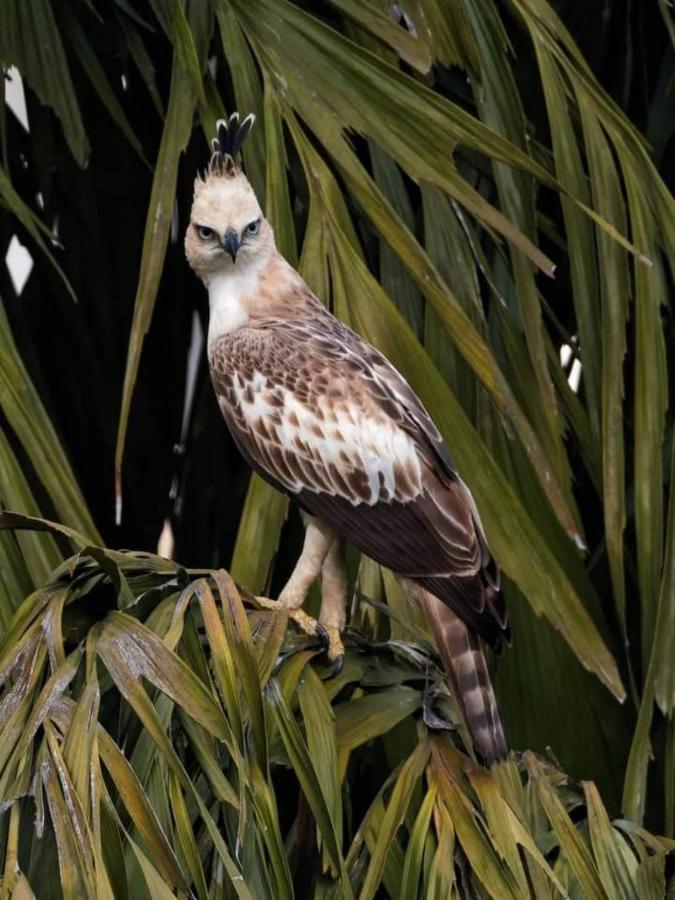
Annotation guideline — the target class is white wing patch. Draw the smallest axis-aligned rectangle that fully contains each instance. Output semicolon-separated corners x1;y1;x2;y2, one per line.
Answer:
228;371;423;505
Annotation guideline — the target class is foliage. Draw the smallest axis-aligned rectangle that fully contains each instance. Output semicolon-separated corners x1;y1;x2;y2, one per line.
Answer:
0;0;674;895
0;512;674;898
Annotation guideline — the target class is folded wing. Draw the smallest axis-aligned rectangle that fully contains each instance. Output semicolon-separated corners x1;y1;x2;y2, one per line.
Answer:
210;312;508;649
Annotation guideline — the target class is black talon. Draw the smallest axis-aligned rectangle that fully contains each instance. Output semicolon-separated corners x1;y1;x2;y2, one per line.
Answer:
324;654;345;680
314;622;330;648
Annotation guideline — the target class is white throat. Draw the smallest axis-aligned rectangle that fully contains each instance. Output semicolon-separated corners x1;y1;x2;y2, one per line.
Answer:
206;266;259;350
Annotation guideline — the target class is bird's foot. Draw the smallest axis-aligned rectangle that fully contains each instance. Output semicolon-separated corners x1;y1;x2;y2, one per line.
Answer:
253;597;344;677
320;624;345;679
254;596;323;641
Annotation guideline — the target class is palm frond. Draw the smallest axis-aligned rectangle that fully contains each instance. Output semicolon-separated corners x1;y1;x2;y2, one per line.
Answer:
1;0;674;890
0;512;672;897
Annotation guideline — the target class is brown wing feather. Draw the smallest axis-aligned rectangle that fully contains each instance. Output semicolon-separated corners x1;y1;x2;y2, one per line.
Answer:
209;309;509;649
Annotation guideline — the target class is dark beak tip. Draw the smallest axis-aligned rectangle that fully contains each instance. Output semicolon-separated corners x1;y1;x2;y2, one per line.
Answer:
223;229;240;263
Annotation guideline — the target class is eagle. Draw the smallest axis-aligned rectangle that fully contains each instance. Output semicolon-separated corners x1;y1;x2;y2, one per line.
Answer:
185;113;508;765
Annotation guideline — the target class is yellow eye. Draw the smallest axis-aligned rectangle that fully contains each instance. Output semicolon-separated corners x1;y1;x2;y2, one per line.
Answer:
196;225;214;240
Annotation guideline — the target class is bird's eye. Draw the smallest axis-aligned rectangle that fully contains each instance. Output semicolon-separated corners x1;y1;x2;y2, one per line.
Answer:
245;218;261;237
196;225;214;240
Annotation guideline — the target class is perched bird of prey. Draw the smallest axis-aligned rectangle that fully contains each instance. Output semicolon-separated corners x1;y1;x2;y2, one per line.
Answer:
185;113;508;764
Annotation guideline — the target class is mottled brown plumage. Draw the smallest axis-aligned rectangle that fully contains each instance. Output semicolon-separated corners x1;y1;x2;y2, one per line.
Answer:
186;113;509;765
210;298;508;650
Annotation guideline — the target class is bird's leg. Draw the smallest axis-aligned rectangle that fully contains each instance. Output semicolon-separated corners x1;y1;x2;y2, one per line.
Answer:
255;516;332;640
318;537;348;672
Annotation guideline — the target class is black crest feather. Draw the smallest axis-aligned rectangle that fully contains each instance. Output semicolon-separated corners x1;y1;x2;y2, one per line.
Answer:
209;111;255;176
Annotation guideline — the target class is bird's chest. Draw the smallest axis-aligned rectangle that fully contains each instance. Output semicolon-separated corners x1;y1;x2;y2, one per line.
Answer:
207;270;261;350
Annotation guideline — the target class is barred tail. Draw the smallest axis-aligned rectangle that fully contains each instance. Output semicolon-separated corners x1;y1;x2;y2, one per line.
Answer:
420;589;507;765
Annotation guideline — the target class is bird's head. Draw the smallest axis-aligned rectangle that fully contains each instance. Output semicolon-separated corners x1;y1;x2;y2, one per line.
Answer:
185;113;274;282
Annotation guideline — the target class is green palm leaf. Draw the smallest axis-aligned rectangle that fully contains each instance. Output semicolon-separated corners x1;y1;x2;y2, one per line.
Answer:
1;0;674;892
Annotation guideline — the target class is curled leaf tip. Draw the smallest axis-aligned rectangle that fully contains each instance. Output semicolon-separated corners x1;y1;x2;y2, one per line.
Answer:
573;532;587;551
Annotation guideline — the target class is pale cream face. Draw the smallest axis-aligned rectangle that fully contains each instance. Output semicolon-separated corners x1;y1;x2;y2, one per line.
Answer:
184;171;275;282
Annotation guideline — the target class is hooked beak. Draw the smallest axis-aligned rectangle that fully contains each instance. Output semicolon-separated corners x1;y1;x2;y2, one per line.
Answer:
222;228;240;263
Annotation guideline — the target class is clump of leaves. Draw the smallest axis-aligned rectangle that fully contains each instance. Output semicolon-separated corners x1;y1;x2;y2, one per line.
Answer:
0;513;672;898
2;0;675;883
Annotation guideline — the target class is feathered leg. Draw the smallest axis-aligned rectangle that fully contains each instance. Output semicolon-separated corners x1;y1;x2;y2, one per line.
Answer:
318;537;348;672
418;588;507;766
256;515;332;639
